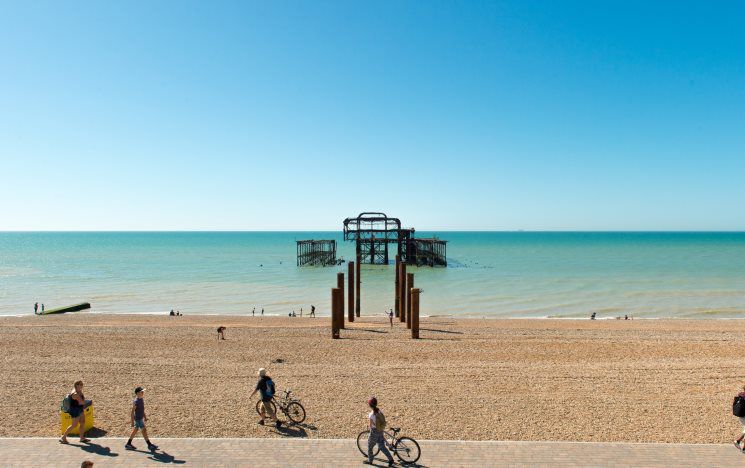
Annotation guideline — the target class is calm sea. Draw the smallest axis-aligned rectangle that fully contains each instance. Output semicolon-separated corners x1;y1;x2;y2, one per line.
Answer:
1;232;744;318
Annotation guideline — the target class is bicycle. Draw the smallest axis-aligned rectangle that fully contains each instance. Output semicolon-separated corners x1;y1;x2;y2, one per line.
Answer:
357;426;421;465
254;389;306;424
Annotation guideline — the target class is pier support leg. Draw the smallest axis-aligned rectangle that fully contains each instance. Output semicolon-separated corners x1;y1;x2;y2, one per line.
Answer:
399;263;407;323
411;288;420;339
394;255;400;318
355;251;361;317
406;273;414;330
348;261;354;323
337;272;345;329
331;287;341;339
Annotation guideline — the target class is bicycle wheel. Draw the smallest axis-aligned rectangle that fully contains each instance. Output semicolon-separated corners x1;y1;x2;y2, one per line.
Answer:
393;436;421;464
285;401;306;424
356;430;380;457
255;399;277;416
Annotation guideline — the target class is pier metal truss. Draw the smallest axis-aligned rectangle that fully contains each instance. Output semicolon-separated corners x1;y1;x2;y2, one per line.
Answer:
343;212;446;266
296;240;337;266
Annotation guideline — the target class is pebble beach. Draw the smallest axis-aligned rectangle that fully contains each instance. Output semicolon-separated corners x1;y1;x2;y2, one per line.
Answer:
1;314;744;443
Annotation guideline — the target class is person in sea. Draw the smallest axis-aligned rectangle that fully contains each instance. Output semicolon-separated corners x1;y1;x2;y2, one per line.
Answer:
126;387;158;451
310;305;315;318
388;309;394;327
217;326;226;340
364;397;394;466
249;368;281;428
734;385;745;451
60;380;91;444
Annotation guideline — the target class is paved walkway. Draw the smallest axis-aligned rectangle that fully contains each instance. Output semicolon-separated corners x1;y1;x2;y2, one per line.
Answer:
0;438;743;467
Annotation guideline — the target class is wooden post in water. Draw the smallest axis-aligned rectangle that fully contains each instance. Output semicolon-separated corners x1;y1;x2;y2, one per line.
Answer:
355;250;361;317
337;272;345;329
348;261;355;323
394;255;400;318
406;273;414;330
411;288;420;339
331;287;341;339
399;263;407;323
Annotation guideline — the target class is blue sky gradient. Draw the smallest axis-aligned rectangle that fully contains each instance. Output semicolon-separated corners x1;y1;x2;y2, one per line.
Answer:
1;1;744;230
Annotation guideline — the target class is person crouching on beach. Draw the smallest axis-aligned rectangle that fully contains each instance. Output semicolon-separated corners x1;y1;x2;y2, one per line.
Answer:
250;368;282;428
126;387;158;451
217;326;226;340
60;380;90;444
364;397;394;466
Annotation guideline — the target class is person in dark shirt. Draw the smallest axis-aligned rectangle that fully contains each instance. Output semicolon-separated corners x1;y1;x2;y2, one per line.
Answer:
388;309;394;327
60;380;90;444
249;368;281;428
310;305;315;318
217;326;226;340
126;387;158;451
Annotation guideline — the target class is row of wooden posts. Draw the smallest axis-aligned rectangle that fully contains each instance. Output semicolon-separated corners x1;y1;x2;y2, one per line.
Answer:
331;255;420;339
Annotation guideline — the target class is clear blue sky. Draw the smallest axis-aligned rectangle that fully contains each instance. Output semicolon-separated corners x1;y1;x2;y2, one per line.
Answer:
1;0;744;230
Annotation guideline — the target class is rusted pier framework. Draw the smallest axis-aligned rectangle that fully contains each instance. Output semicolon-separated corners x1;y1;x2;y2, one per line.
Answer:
296;240;337;266
343;212;446;266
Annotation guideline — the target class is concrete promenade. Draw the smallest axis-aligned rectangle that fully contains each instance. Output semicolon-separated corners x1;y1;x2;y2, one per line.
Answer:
0;438;743;467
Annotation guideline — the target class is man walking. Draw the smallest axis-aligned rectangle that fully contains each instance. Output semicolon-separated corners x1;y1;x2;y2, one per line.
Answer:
249;368;281;428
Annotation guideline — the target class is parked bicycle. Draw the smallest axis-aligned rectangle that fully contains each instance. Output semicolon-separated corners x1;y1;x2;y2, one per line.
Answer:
254;389;306;424
357;426;421;465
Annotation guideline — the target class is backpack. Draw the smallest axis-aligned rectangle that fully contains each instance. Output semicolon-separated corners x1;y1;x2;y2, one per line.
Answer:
733;396;745;417
60;394;72;413
265;378;275;398
375;411;386;431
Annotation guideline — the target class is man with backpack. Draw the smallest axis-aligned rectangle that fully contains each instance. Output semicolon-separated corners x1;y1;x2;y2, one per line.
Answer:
364;397;394;466
249;368;281;428
733;385;745;451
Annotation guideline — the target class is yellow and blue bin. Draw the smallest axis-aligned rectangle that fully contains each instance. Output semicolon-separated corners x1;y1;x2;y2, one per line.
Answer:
59;404;95;435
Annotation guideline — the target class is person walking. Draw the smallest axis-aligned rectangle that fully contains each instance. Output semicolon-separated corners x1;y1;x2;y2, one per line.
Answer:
261;308;264;316
388;309;394;327
734;385;745;450
364;397;394;465
249;368;281;428
60;381;90;444
310;305;315;318
125;387;158;451
252;308;255;316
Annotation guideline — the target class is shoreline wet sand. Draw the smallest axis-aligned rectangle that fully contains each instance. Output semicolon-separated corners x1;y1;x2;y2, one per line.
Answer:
1;314;743;442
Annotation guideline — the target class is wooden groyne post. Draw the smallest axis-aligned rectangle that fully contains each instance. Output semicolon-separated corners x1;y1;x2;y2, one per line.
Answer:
406;272;414;330
399;262;407;323
394;255;400;318
348;261;355;323
331;287;341;339
337;272;345;329
411;288;420;339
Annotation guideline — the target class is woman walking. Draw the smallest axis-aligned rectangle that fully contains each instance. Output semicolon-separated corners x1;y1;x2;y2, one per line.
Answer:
60;380;89;444
364;397;394;466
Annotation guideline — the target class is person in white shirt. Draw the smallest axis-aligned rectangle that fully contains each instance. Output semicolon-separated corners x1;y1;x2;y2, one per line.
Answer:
364;397;394;466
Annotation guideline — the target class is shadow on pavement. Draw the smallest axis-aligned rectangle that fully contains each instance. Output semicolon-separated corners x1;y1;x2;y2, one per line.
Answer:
70;441;118;457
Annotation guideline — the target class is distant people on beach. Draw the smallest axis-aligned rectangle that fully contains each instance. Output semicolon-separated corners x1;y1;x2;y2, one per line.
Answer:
34;302;39;314
41;303;45;313
252;308;255;317
250;368;281;428
364;397;394;465
169;309;175;316
734;385;745;451
261;308;264;316
388;309;393;327
60;380;90;444
624;315;628;320
217;326;226;340
177;311;182;316
310;305;315;318
590;312;596;320
126;387;158;451
300;308;303;317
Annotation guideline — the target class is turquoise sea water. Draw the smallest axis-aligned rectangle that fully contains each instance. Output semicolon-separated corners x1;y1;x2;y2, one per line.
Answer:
1;232;745;318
